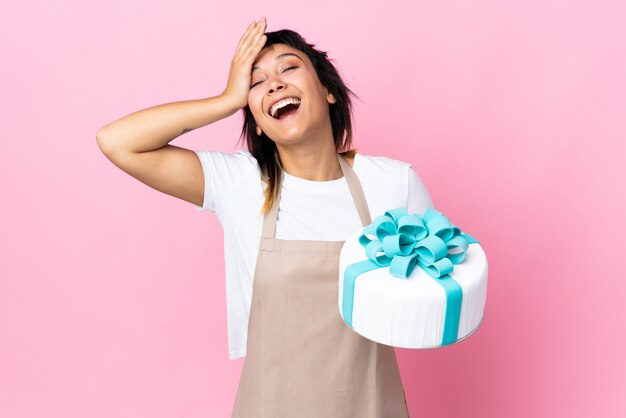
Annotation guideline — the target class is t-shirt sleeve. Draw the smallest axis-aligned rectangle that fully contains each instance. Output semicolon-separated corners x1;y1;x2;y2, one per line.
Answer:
193;149;254;212
406;164;435;215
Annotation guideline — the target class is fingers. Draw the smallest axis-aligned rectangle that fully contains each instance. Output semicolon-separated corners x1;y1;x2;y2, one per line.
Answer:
238;19;262;51
242;21;267;62
235;20;257;52
239;18;267;60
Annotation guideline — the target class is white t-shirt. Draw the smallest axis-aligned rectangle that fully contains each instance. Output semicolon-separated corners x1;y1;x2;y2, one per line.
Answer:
193;149;435;359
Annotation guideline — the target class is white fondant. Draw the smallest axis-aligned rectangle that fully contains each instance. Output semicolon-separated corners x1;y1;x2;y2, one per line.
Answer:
338;227;488;348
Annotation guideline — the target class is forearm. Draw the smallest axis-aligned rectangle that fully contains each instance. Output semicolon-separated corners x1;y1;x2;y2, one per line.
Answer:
96;94;240;154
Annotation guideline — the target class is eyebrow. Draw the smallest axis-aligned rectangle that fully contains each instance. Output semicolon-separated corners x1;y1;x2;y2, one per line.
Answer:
252;53;303;73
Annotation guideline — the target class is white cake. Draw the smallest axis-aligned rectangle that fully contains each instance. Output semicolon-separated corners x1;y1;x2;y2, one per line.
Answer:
338;207;488;349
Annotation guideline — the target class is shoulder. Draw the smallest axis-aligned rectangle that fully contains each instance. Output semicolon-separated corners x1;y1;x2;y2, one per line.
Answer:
194;148;261;192
194;148;260;175
355;152;412;176
352;153;418;216
354;152;413;194
195;148;257;164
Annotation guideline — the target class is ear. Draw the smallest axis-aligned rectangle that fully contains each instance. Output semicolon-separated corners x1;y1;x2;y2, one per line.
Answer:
256;126;263;136
326;90;336;104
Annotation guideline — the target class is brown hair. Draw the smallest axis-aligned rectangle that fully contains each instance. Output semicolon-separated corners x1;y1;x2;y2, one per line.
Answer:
236;29;360;215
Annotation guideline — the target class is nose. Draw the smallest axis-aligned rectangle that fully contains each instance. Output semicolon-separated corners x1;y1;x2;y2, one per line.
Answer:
267;78;286;94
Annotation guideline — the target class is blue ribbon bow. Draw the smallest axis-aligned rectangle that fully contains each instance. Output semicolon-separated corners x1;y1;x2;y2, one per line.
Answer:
341;206;480;346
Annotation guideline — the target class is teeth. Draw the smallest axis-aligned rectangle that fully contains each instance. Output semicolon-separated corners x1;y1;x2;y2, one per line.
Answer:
270;97;301;118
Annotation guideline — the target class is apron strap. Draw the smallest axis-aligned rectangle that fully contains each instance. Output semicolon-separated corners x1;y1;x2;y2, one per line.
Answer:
337;153;372;227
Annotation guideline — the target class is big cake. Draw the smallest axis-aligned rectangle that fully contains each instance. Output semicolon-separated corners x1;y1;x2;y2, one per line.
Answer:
338;206;488;349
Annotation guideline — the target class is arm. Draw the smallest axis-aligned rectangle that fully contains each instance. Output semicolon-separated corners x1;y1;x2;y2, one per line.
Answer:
95;95;239;154
95;18;268;208
95;95;240;208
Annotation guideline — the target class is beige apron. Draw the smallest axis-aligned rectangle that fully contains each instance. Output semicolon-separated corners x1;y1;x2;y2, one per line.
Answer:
231;153;410;418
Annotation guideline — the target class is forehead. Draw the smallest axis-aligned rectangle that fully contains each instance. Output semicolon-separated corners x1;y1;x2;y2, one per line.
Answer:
252;44;307;71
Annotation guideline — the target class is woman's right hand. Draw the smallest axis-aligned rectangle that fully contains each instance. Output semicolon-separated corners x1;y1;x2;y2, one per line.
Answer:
222;17;268;110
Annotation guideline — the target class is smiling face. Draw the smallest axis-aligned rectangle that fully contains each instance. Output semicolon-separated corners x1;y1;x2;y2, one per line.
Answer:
248;43;336;144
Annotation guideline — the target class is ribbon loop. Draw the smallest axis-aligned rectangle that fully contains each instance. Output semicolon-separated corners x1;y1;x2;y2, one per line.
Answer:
397;214;428;240
357;206;479;276
341;205;482;346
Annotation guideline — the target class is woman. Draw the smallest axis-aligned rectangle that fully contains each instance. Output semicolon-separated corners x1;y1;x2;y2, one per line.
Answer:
97;17;433;417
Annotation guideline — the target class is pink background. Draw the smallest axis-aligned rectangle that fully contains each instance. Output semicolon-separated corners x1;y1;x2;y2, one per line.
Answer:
1;1;624;417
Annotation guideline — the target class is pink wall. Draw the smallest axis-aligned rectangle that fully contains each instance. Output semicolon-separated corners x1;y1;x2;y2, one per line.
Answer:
1;1;624;417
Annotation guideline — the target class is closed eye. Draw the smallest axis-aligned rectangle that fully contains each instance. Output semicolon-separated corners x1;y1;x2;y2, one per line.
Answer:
250;66;298;88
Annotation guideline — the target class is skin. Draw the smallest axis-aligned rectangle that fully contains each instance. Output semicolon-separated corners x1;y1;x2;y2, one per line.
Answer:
96;18;355;211
246;26;352;180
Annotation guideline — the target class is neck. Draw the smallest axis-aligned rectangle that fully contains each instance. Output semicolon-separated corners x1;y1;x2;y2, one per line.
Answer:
276;132;343;182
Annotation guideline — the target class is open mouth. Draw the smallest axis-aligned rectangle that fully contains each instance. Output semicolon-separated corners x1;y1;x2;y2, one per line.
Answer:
269;98;301;121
